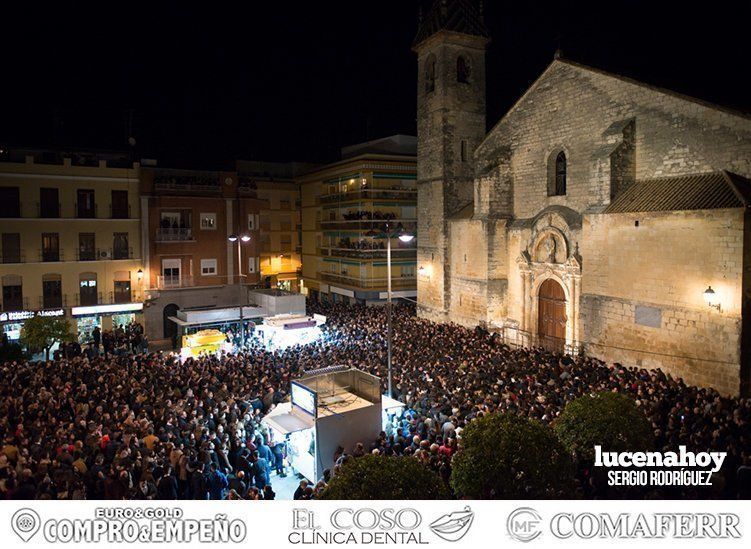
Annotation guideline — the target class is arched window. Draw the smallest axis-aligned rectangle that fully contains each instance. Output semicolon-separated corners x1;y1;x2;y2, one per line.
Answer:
457;56;470;83
548;150;567;196
425;55;436;93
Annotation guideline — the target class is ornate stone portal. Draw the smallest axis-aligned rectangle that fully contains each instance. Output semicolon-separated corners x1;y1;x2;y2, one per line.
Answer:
517;215;582;352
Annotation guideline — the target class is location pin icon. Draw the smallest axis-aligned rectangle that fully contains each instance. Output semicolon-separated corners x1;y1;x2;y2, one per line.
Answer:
12;508;41;542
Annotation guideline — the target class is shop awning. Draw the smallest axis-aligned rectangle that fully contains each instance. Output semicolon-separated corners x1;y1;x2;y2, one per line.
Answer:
262;402;315;435
382;395;406;412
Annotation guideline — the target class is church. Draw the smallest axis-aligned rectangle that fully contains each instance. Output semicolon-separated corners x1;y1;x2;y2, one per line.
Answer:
413;0;751;396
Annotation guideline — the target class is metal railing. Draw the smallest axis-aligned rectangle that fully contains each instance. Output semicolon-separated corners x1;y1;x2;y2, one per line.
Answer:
155;228;194;241
318;246;416;259
38;295;68;309
39;249;63;262
318;218;417;231
37;201;61;218
75;202;97;218
74;291;143;306
109;204;131;219
318;272;416;289
155;275;195;289
0;251;25;264
0;297;29;313
318;188;417;204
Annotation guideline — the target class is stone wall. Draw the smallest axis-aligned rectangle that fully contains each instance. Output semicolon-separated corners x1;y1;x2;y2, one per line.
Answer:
581;209;746;395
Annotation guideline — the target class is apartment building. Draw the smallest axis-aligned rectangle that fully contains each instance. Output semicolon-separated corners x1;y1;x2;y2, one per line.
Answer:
139;167;265;344
0;147;144;343
236;161;312;292
299;136;417;304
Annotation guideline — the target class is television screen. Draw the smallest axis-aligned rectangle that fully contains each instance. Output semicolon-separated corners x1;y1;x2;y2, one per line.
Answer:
291;382;316;416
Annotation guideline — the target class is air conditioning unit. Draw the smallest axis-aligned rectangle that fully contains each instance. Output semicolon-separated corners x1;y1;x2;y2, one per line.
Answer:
98;250;111;260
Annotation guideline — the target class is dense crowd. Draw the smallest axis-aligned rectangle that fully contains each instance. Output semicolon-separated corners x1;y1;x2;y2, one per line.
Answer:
1;303;749;500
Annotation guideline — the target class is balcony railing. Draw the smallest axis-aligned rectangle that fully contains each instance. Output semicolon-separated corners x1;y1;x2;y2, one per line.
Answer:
155;228;194;242
75;203;98;218
318;272;416;289
318;246;416;259
39;249;63;262
38;295;68;309
155;275;195;289
318;218;417;231
0;297;29;313
318;188;417;204
109;204;131;219
37;202;61;218
74;292;143;307
0;251;25;264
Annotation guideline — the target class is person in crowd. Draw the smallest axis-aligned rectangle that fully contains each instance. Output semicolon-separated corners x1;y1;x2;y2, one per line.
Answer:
1;307;749;500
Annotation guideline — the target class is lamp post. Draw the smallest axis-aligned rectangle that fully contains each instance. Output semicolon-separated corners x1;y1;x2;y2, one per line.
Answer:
228;233;251;348
367;221;414;398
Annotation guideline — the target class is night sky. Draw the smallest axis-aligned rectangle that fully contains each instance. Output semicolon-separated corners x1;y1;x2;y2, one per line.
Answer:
1;1;748;168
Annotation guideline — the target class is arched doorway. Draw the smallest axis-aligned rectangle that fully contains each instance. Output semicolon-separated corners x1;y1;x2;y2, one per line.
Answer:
538;279;566;353
163;303;180;348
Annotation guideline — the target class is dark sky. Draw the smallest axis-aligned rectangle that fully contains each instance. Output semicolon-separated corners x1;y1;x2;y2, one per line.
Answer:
1;1;748;168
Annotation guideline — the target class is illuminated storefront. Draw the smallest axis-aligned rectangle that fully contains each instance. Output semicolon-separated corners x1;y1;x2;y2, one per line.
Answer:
71;302;144;344
0;308;65;341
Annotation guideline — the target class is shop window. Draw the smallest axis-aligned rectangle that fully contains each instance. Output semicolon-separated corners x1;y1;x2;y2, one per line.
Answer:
200;258;218;276
200;213;216;230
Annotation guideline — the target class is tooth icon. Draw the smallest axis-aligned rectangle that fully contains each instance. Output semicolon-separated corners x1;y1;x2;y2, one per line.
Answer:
430;506;475;542
12;508;41;542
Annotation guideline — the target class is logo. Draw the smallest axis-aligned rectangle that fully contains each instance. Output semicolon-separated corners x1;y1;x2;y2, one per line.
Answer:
507;507;542;542
594;446;727;487
12;508;41;542
429;506;474;542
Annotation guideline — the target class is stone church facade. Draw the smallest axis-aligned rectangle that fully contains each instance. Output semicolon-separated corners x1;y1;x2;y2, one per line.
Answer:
414;1;751;396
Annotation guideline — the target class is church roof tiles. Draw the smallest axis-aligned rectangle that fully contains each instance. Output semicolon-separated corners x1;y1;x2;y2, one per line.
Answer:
413;0;489;46
604;171;751;214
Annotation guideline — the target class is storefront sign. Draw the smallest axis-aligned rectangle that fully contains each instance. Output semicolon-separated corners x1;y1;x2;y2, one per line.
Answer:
0;308;65;322
71;302;144;317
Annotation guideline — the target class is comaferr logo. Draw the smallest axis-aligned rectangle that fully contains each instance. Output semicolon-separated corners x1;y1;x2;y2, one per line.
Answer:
550;513;741;539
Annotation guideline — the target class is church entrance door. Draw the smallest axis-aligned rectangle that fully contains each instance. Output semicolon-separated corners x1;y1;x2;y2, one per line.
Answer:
537;279;566;353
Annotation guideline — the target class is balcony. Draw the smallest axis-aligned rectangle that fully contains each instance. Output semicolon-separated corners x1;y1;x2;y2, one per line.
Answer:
318;218;416;231
109;204;131;219
0;297;30;313
38;295;68;309
155;228;194;242
37;201;61;218
318;271;416;290
318;188;417;205
0;251;25;264
154;175;220;192
155;275;195;289
39;249;63;262
75;202;98;218
74;292;144;307
318;246;416;260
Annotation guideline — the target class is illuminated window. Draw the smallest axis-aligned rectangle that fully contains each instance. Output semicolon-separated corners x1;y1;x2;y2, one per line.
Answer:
200;258;217;276
200;213;216;230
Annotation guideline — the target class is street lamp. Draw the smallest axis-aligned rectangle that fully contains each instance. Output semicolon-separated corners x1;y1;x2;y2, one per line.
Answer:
228;233;251;348
366;221;415;398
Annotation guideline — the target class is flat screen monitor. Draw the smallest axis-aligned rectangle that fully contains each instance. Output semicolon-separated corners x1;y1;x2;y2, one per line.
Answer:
291;381;317;417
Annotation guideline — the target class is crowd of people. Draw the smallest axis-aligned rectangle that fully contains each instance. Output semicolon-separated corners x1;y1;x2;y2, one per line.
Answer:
1;303;749;500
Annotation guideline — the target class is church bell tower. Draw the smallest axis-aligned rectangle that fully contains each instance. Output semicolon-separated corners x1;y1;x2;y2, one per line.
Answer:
413;0;489;321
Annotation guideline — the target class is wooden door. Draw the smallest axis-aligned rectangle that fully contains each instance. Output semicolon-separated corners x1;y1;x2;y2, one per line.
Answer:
537;279;566;353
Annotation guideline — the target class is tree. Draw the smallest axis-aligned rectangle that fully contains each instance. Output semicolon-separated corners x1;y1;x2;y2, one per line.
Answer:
20;315;74;360
553;391;654;462
319;454;449;500
450;413;575;499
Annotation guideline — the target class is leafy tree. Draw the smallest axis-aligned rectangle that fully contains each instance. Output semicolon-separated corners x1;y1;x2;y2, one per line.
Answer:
451;412;575;499
320;454;449;500
19;315;74;360
553;391;654;462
